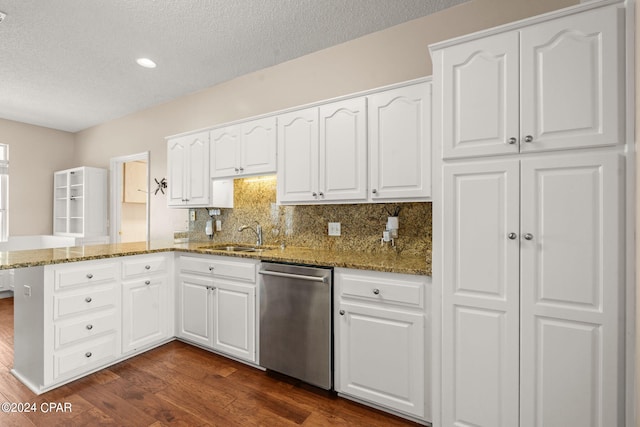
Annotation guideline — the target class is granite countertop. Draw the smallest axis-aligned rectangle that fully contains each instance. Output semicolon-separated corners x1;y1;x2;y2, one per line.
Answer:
0;240;431;276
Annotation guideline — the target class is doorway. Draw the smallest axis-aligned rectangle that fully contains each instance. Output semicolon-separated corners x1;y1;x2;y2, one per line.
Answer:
110;152;150;243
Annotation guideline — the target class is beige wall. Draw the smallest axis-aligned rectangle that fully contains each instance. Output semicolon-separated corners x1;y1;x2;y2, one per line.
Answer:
0;118;75;235
73;0;578;240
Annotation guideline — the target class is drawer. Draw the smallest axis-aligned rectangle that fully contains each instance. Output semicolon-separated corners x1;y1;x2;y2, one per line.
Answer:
180;256;256;283
54;286;116;319
54;310;118;349
122;256;167;279
53;333;118;381
54;263;118;291
339;272;424;308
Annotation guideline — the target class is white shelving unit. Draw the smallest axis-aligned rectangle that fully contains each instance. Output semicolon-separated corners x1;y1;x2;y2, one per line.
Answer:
53;167;107;238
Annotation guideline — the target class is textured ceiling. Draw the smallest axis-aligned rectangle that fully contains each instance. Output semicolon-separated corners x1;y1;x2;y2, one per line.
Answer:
0;0;467;133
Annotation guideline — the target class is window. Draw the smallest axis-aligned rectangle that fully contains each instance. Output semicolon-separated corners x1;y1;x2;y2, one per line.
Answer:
0;144;8;242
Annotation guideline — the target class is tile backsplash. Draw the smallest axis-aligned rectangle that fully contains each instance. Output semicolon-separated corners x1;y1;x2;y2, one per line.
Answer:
188;175;431;257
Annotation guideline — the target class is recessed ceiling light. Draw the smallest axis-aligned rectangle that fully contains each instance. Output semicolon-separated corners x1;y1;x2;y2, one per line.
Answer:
136;58;157;69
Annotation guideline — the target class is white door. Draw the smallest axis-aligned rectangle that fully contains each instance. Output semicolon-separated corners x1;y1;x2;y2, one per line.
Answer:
211;126;240;178
337;302;424;417
368;83;432;200
519;153;622;427
318;97;367;202
441;160;520;427
277;107;319;203
122;277;167;353
241;117;277;176
185;132;210;206
212;280;255;362
178;275;213;348
520;7;621;153
440;32;519;159
167;138;186;206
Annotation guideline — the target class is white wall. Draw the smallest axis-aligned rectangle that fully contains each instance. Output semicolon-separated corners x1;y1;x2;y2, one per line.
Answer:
0;118;75;235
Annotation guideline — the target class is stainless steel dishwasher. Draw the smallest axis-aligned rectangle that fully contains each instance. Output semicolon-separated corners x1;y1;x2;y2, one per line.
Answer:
258;262;333;390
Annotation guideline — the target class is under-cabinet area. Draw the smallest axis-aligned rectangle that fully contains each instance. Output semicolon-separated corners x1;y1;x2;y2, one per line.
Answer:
9;250;432;424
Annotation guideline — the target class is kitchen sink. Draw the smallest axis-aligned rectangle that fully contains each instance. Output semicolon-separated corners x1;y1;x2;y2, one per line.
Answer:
198;244;272;253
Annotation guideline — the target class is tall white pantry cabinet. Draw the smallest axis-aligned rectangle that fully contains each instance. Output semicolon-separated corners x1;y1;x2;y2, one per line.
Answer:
430;2;631;427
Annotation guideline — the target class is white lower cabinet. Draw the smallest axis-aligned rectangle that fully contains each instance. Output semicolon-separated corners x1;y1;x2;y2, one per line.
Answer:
441;152;623;426
121;254;172;354
334;268;430;421
177;254;258;364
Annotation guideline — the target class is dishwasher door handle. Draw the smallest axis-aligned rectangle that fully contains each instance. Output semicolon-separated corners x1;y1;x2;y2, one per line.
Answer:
259;269;327;283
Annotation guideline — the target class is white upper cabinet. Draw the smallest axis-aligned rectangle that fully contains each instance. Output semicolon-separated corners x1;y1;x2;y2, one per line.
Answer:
167;131;210;207
277;107;319;203
211;116;277;178
368;82;431;200
436;6;621;159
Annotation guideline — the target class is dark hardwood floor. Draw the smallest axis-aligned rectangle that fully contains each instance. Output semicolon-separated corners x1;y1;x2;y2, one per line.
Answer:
0;297;420;426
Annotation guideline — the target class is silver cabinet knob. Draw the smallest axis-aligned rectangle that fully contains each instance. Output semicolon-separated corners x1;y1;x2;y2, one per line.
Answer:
508;137;517;145
372;189;377;194
239;167;244;172
85;352;92;358
372;288;380;295
312;192;318;197
339;310;345;316
524;135;533;143
145;280;151;285
524;233;534;240
86;324;93;330
318;192;324;197
508;232;517;240
234;168;239;173
144;265;151;270
209;266;215;271
85;297;92;303
86;273;93;279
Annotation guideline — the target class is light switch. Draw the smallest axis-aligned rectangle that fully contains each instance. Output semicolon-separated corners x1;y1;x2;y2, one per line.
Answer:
328;222;341;236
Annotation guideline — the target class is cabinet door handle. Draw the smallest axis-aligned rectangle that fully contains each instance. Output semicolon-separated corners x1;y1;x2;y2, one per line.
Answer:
312;192;317;197
372;288;380;295
85;297;92;303
524;135;533;143
234;168;239;173
145;280;151;285
209;266;215;272
85;352;92;358
86;273;93;279
372;189;377;194
86;324;93;330
144;265;151;270
524;233;534;240
507;137;517;145
508;232;517;240
339;310;345;316
318;192;324;197
239;167;244;172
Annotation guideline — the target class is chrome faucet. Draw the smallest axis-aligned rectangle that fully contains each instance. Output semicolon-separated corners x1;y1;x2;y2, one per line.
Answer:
238;222;263;246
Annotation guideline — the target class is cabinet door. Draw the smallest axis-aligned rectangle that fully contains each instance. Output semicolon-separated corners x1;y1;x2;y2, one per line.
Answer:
440;32;519;159
369;82;432;200
122;277;168;353
185;132;210;206
318;98;367;202
519;153;622;427
212;280;255;363
241;117;277;176
520;7;621;153
167;138;186;206
276;107;319;203
177;275;213;348
211;126;241;178
337;302;424;417
441;160;520;427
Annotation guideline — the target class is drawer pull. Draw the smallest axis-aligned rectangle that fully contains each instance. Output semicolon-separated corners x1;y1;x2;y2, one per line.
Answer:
145;280;151;285
145;265;151;270
339;310;345;316
85;352;92;358
86;273;93;279
85;297;92;303
209;266;215;272
86;324;93;330
372;288;380;295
